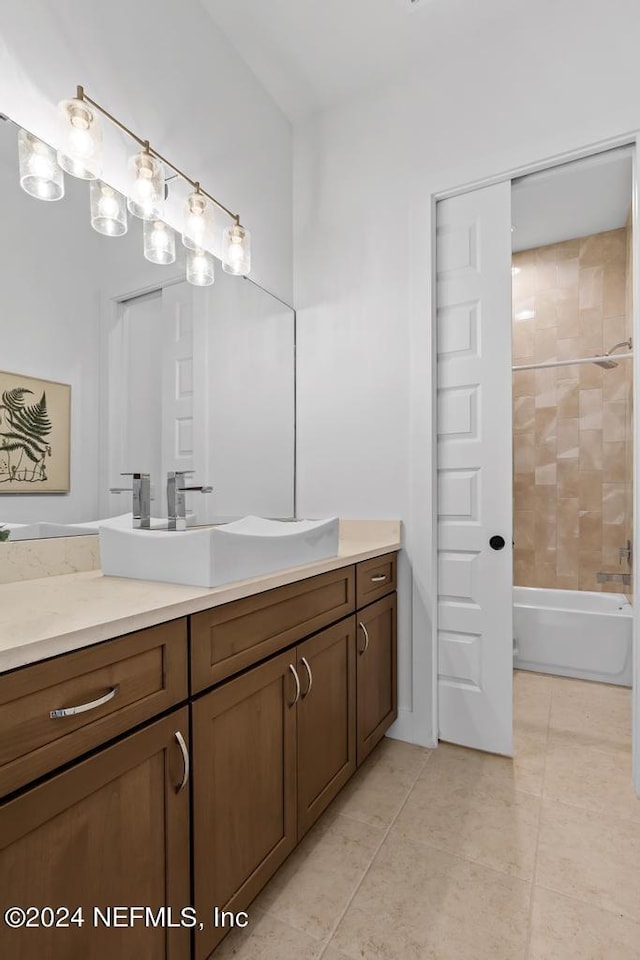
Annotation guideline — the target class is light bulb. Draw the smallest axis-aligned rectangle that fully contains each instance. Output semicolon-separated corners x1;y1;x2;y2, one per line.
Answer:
186;248;215;286
127;151;164;220
222;223;251;275
144;220;176;265
18;129;64;201
182;191;214;251
57;98;102;179
90;181;127;236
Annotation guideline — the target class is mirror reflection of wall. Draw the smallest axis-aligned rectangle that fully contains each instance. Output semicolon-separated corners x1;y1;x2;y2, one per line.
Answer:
0;117;295;538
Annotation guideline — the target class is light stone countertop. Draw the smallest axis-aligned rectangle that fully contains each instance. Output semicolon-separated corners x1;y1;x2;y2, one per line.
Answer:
0;519;401;674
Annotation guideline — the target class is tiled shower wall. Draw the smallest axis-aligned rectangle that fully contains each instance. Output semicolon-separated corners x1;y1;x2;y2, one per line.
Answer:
512;228;633;592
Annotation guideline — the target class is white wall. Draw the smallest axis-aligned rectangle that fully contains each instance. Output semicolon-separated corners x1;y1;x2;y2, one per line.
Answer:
294;0;640;745
0;0;292;303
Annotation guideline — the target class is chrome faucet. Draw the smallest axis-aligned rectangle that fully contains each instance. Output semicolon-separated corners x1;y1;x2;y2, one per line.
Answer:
167;471;213;531
109;472;151;529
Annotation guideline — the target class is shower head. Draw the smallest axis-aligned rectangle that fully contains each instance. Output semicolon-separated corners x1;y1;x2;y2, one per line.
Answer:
592;337;632;369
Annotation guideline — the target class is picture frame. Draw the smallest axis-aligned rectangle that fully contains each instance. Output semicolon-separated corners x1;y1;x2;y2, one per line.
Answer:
0;370;71;494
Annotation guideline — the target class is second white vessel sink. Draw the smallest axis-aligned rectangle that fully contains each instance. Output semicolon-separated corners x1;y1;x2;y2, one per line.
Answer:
99;515;340;587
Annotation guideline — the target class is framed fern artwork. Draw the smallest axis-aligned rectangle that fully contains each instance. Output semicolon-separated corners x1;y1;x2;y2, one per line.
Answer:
0;371;71;493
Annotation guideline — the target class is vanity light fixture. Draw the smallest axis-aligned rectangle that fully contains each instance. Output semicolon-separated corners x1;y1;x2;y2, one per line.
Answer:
17;129;64;201
57;97;102;179
144;219;176;265
127;148;164;221
52;86;250;283
222;222;251;276
182;188;215;251
90;180;128;236
186;247;215;286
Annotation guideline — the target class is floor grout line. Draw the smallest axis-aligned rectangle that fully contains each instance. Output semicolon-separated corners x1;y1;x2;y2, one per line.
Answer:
315;746;432;959
522;678;552;960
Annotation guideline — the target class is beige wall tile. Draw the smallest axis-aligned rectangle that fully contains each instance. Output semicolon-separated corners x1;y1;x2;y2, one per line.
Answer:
556;257;579;289
557;458;579;498
603;362;627;401
534;326;558;361
557;536;580;577
603;400;626;442
579;234;605;266
603;268;626;318
578;387;602;430
514;473;536;510
603;440;626;482
603;482;626;525
577;471;602;510
513;395;535;434
556;290;580;338
556;378;579;418
578;265;604;310
514;435;535;474
534;407;556;442
579;429;603;471
513;369;535;397
533;291;558;329
579;511;602;553
557;419;579;459
556;498;579;540
514;511;535;552
578;361;603;388
534;368;557;408
513;317;535;360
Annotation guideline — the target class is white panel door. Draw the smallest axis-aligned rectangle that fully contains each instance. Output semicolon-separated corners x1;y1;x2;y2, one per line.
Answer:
160;282;209;522
436;181;513;756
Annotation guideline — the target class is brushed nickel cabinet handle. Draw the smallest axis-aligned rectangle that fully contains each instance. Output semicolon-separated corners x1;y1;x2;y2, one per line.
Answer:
175;730;189;794
358;621;370;655
301;657;313;697
289;664;301;706
50;685;119;719
371;574;387;583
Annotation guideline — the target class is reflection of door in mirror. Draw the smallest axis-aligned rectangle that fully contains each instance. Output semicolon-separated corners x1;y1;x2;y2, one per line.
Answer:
104;282;208;525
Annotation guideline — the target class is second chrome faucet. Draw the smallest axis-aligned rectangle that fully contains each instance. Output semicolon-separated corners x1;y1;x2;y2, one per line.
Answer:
167;470;213;531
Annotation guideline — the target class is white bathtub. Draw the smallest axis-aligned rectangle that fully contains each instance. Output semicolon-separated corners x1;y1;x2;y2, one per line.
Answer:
513;586;633;686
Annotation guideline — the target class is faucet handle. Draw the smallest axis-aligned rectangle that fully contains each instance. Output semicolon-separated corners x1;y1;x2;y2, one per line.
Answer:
121;471;150;478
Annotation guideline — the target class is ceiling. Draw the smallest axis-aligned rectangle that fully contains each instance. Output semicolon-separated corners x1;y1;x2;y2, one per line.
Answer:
199;0;509;123
511;148;632;252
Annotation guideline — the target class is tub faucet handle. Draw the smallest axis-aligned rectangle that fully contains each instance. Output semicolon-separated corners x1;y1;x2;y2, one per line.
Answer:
619;540;632;567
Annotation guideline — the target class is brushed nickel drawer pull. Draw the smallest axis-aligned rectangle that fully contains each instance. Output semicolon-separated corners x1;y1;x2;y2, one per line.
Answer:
289;664;301;706
50;685;119;719
358;621;370;655
371;574;387;582
175;730;190;794
301;657;313;697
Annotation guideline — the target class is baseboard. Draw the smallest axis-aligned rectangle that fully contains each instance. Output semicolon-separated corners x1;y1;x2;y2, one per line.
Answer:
386;707;438;748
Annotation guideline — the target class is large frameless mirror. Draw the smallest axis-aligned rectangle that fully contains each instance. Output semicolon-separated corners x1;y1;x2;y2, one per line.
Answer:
0;116;295;540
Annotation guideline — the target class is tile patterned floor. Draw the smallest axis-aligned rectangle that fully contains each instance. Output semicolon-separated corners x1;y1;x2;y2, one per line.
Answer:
214;671;640;959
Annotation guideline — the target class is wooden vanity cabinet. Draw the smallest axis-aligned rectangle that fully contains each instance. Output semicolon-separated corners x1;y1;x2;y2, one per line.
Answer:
0;708;191;960
192;649;298;960
192;617;357;959
355;592;397;765
296;617;356;839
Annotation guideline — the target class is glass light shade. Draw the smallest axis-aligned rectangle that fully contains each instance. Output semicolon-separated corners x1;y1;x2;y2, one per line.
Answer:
18;129;64;201
144;219;176;265
186;248;215;286
127;151;164;220
57;98;102;179
182;191;215;251
90;181;127;236
222;223;251;275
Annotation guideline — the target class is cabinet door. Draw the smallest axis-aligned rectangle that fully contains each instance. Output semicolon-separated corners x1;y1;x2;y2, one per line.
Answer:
356;594;397;765
0;709;191;960
192;649;297;960
297;618;356;839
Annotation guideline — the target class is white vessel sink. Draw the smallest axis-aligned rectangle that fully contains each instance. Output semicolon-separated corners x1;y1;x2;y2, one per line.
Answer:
99;515;340;587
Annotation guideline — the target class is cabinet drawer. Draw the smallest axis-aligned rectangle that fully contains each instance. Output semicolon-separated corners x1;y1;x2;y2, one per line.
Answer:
0;619;188;797
191;566;355;692
356;553;397;608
